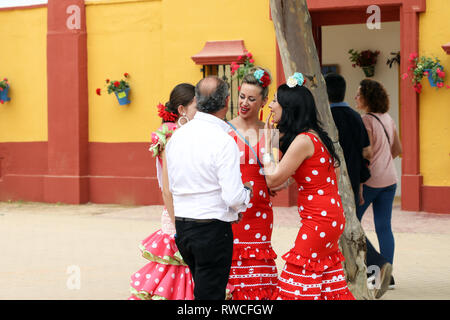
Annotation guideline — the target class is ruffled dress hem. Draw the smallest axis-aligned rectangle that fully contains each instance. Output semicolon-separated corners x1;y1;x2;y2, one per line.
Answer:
271;287;355;300
139;229;187;266
231;286;277;300
232;245;277;261
273;249;355;300
282;248;345;272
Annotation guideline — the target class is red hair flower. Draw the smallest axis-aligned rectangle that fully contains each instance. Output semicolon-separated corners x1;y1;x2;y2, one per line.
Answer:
260;74;271;88
157;103;177;122
254;69;271;88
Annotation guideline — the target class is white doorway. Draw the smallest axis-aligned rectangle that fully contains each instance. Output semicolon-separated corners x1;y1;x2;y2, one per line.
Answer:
322;22;402;196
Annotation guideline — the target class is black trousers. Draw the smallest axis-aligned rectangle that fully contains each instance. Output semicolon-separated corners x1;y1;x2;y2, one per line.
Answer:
174;219;233;300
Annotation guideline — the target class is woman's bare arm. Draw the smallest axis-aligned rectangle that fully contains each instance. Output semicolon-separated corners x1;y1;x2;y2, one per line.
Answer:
161;150;175;224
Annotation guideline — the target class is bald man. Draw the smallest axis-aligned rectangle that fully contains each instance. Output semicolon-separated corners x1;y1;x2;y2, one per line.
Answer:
166;76;252;300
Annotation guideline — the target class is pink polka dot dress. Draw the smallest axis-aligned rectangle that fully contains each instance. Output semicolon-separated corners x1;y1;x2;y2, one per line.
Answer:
228;129;278;300
272;132;355;300
128;209;195;300
128;123;195;300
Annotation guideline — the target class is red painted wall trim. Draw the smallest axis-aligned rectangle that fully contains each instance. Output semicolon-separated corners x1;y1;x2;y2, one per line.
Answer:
306;0;425;11
2;141;448;212
0;142;47;202
310;7;400;26
0;142;161;205
275;42;286;86
399;3;423;211
421;186;450;214
46;0;89;204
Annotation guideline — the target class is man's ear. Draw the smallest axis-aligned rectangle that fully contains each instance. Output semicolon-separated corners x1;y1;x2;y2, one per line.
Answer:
225;96;230;108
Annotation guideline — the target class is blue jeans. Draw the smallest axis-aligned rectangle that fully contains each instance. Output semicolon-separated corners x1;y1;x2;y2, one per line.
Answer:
357;184;396;265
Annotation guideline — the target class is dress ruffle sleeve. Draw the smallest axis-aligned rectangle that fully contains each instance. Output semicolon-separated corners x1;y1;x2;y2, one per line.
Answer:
148;122;177;158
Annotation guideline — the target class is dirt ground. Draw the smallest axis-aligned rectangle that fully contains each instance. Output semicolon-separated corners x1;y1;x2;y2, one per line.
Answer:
1;201;449;300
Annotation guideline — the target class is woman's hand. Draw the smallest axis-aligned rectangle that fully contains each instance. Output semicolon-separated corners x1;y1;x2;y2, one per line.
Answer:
359;184;365;206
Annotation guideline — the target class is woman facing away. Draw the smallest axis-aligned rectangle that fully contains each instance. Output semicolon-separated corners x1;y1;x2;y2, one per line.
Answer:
128;83;198;300
226;67;278;300
263;73;355;300
355;79;402;298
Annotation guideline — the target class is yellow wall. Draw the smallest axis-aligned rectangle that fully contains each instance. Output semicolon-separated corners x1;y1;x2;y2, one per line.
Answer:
87;0;277;142
86;0;164;143
419;0;450;186
0;7;47;142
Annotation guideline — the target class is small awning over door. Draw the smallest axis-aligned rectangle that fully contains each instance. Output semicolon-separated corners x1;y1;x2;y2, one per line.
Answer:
191;40;248;65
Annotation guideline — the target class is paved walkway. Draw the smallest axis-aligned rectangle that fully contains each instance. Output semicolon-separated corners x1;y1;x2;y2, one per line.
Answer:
0;200;449;300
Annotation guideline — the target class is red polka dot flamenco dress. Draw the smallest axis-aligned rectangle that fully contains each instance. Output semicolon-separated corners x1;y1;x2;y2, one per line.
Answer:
272;132;355;300
228;129;278;300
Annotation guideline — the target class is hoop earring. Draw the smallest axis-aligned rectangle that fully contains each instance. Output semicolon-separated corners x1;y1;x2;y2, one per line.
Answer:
177;113;189;126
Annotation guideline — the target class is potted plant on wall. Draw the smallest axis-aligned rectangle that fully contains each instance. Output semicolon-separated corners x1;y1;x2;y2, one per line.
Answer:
96;72;131;105
348;49;380;77
0;78;11;104
402;53;448;93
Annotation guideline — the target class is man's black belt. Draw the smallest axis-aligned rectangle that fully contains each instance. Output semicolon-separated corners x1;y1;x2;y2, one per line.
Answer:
175;217;217;223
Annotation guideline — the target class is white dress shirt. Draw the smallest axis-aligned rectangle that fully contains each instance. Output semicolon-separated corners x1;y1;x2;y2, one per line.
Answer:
165;111;250;222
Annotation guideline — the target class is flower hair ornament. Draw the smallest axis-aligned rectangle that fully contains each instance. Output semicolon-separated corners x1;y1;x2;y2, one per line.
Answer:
157;103;178;123
287;72;307;88
149;123;177;157
253;69;271;88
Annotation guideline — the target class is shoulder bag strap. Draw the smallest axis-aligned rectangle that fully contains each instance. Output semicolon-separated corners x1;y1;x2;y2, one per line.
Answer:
367;113;390;145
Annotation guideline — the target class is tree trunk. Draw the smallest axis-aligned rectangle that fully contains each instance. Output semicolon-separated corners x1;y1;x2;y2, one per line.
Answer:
270;0;373;300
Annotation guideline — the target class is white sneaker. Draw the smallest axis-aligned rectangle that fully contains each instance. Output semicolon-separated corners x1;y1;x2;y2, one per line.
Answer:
367;274;376;290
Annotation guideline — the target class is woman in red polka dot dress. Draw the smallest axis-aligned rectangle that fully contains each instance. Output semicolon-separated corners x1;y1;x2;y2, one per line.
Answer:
263;73;355;300
226;67;278;300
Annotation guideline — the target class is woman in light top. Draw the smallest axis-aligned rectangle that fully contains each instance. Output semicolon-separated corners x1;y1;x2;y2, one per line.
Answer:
355;78;402;297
